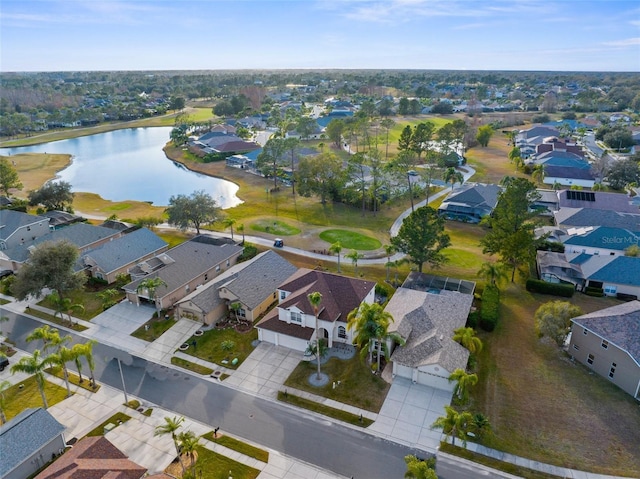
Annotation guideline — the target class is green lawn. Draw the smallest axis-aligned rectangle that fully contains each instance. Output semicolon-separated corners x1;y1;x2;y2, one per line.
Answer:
131;317;177;341
250;219;301;236
180;325;258;369
283;355;389;413
318;229;382;250
190;445;260;479
37;283;126;321
277;391;374;427
85;412;131;437
24;307;88;332
46;366;100;393
2;376;68;421
170;357;214;376
202;431;269;463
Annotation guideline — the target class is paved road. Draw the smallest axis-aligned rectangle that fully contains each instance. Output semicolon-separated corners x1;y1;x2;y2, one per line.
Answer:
3;311;420;478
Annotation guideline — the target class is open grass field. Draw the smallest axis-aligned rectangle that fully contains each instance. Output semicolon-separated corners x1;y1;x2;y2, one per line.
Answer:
472;285;640;477
3;152;71;196
74;192;166;221
318;229;382;250
465;131;527;184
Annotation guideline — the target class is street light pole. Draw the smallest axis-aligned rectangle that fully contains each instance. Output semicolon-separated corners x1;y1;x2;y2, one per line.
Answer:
117;357;128;404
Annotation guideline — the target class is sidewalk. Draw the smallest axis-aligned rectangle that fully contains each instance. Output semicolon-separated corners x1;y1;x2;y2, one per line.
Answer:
2;283;631;479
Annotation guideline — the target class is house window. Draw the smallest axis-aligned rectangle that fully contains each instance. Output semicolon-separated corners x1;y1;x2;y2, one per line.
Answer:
601;340;608;349
239;308;246;318
583;328;588;335
290;311;302;324
204;273;208;281
604;285;617;295
216;265;220;272
226;259;230;267
587;353;594;365
608;362;617;378
280;291;286;300
338;326;346;339
573;344;580;351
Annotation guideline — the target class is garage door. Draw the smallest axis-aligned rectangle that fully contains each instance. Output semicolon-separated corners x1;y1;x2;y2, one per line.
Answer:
417;369;453;391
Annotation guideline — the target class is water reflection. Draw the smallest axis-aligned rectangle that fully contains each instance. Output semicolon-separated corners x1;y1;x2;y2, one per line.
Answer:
0;127;242;208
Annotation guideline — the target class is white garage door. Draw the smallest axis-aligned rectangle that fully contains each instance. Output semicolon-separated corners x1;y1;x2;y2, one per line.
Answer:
417;369;453;391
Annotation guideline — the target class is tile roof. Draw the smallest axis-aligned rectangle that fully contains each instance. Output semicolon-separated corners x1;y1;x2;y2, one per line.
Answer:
277;268;376;323
0;210;49;241
82;228;168;274
34;436;146;479
255;307;315;340
387;287;472;373
0;408;66;478
571;301;640;365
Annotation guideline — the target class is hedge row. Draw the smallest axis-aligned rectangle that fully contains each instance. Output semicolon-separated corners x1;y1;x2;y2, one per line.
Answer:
480;284;500;332
525;279;575;298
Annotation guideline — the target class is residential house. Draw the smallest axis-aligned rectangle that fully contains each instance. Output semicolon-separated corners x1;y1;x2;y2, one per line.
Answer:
437;183;501;223
0;222;122;272
561;226;640;257
532;189;560;215
0;210;50;251
537;250;640;297
40;210;84;229
256;269;376;351
554;207;640;231
385;273;475;390
0;408;66;479
34;436;146;479
515;125;560;158
568;301;640;398
175;250;297;325
557;190;640;214
81;227;169;284
123;236;244;311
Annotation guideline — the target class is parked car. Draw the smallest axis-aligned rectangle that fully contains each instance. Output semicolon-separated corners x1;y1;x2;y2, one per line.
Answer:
0;355;9;371
273;238;284;248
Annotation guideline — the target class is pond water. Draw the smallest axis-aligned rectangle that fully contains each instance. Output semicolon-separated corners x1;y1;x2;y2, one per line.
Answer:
0;127;242;208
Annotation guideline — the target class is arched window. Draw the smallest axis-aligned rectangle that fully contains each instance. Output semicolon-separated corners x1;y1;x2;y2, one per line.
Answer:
338;326;347;339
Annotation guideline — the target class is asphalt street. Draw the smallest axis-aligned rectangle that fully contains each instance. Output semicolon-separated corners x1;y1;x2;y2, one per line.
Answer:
3;311;420;478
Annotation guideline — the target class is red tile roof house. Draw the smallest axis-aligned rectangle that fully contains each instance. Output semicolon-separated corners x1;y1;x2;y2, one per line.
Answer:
34;436;146;479
256;269;376;351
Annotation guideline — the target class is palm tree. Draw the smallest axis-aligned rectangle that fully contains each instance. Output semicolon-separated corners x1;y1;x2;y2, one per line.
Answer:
532;163;545;184
25;325;59;350
477;261;508;289
229;302;242;323
448;368;478;403
0;316;8;337
237;223;245;245
48;291;85;325
347;302;405;371
50;345;78;397
404;454;437;479
71;343;85;383
452;327;483;354
345;250;363;277
10;349;55;409
82;340;97;388
328;242;342;273
223;218;236;240
137;277;168;318
177;430;201;477
307;292;323;380
380;118;395;161
432;405;474;447
154;415;185;457
383;244;396;282
97;288;119;310
0;380;11;424
472;413;491;441
508;146;522;172
443;167;464;190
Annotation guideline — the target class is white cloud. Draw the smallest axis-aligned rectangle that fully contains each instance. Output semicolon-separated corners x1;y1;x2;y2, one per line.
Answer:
603;37;640;47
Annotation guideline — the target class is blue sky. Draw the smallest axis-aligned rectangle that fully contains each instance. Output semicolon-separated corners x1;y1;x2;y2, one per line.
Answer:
1;0;639;72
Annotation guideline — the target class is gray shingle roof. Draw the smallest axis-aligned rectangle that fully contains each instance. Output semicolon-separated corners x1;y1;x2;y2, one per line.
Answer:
544;165;594;180
387;287;471;373
82;228;168;274
440;183;501;212
554;207;640;230
571;301;640;365
3;223;120;264
123;238;244;299
558;190;640;213
0;210;49;241
562;226;640;251
0;407;66;477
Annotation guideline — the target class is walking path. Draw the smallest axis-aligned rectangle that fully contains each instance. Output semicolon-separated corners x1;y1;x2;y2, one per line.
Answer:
1;297;627;479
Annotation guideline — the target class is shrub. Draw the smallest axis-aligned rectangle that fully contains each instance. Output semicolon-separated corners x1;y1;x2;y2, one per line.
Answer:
616;292;638;302
479;284;500;332
238;243;258;262
526;278;574;298
584;286;605;297
466;310;479;329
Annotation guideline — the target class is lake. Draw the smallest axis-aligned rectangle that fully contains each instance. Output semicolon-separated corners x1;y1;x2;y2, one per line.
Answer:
0;127;242;208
